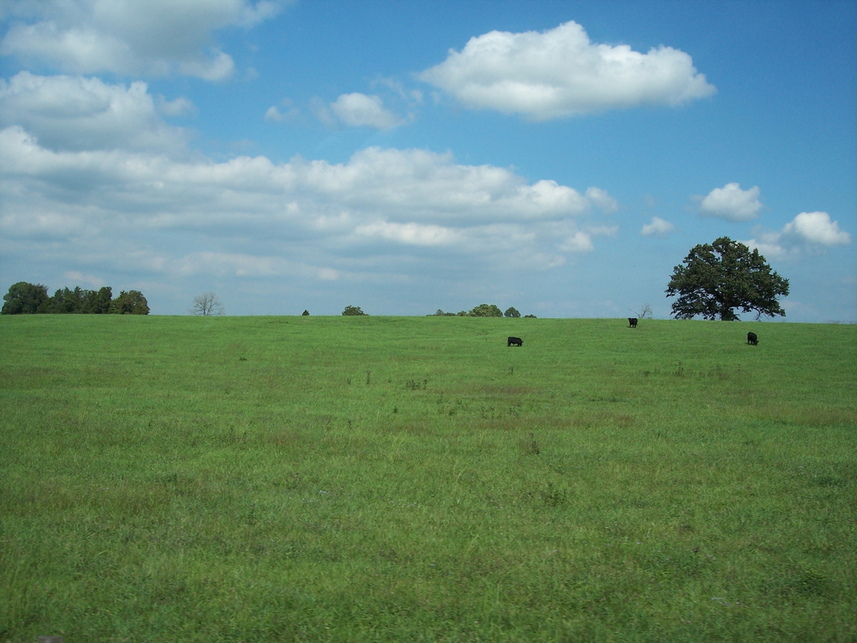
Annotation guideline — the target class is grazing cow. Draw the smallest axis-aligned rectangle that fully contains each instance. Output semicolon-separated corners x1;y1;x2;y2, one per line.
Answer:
628;317;638;328
507;336;523;347
747;331;758;346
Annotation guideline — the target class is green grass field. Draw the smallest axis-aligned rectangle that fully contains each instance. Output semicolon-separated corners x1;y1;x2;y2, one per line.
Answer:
1;315;855;642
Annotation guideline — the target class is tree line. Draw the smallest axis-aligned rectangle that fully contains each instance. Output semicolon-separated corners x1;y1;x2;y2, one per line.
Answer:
429;304;536;318
338;304;535;317
2;282;150;315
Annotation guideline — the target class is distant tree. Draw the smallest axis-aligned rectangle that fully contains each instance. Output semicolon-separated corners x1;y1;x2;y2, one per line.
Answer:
342;305;367;316
2;281;49;314
524;314;537;318
111;290;150;315
192;292;225;316
302;310;310;316
504;307;521;318
666;237;789;321
634;303;653;320
468;304;503;317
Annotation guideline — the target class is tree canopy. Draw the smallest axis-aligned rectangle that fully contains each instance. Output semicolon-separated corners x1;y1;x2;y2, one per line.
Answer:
1;282;49;314
110;290;150;315
468;303;503;317
665;237;789;321
342;305;367;316
41;286;113;314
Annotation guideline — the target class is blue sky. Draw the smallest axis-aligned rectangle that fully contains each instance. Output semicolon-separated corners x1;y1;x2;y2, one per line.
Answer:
1;0;855;320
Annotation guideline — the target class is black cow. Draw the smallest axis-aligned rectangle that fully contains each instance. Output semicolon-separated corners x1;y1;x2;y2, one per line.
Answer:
507;336;523;347
747;331;758;346
628;317;638;328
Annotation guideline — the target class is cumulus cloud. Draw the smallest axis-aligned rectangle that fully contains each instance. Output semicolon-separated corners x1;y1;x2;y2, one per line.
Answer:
641;216;675;238
558;231;595;253
264;98;299;123
585;187;619;214
698;182;763;221
157;95;195;117
418;20;716;120
0;72;191;154
747;211;851;258
355;221;462;246
329;93;405;130
781;211;851;246
0;0;285;79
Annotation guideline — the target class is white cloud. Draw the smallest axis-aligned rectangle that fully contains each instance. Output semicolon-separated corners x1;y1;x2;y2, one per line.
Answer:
239;0;285;27
746;211;851;258
0;72;191;154
264;99;299;123
558;231;594;253
0;121;618;287
781;211;851;246
291;147;609;224
329;93;405;130
418;20;716;120
63;270;104;288
641;216;675;238
157;95;195;117
265;105;285;122
176;50;236;81
585;187;619;214
0;0;285;79
355;221;462;246
698;183;762;221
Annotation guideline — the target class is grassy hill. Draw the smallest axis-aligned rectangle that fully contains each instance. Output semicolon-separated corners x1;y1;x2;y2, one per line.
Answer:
1;315;855;641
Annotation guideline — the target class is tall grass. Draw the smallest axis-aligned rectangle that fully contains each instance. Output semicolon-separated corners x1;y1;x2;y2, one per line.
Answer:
1;315;855;641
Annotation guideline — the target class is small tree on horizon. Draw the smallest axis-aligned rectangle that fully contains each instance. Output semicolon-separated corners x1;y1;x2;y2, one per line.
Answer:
666;237;789;321
634;303;652;320
468;304;503;317
504;307;521;318
342;305;367;316
192;292;225;316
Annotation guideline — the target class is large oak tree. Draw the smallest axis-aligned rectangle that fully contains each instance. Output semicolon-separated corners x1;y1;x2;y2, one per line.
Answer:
666;237;789;321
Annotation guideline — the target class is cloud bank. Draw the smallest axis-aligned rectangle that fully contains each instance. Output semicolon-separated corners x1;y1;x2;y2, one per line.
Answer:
0;75;618;294
0;0;285;79
419;20;716;120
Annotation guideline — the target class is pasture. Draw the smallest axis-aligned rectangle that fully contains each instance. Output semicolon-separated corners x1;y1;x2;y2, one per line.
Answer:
1;315;855;641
